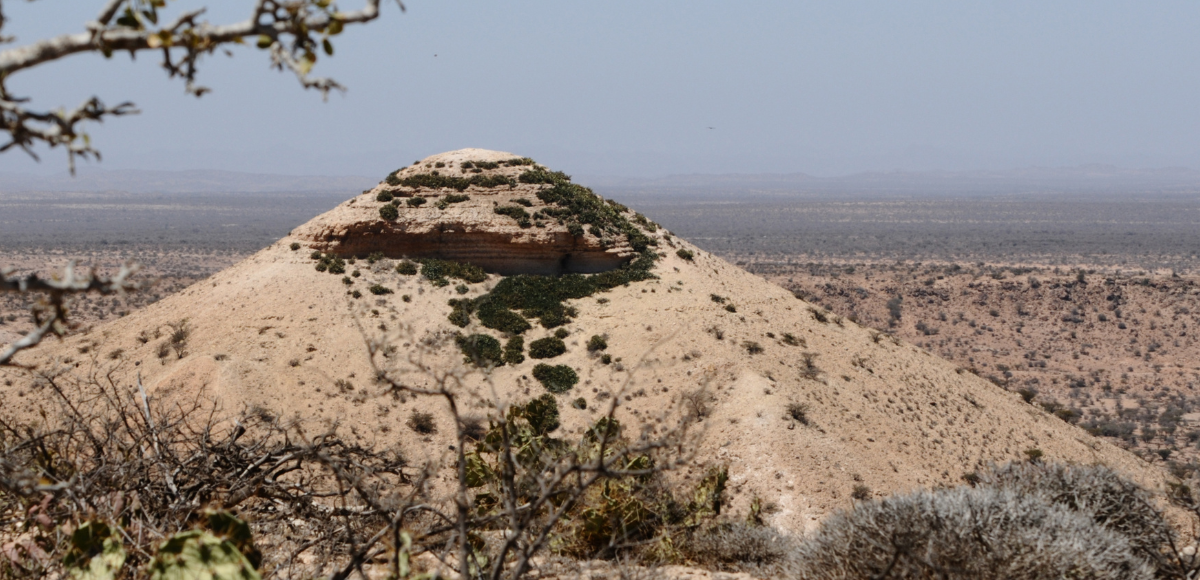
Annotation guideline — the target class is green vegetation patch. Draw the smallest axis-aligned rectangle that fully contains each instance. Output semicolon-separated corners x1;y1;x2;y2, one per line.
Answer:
390;172;516;192
529;336;567;359
532;364;578;393
495;205;530;221
379;205;398;220
454;250;657;333
406;196;427;207
587;335;608;352
396;260;418;275
313;253;346;274
420;259;487;286
456;333;503;367
436;193;471;209
503;336;525;365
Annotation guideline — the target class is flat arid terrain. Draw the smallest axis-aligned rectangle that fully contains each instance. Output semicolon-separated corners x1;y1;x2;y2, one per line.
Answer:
5;160;1200;578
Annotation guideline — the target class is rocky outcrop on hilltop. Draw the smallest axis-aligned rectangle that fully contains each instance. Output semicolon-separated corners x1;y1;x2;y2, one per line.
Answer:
294;148;643;275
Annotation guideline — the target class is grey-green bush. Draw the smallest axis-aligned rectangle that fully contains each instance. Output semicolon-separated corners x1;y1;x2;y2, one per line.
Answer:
791;485;1154;580
977;462;1173;565
681;523;793;570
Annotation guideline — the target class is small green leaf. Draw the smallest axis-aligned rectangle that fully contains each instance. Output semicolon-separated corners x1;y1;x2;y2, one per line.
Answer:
327;18;344;35
256;35;273;49
322;38;333;56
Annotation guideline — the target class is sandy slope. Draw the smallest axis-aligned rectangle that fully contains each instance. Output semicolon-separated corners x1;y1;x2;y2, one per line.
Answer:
2;151;1170;535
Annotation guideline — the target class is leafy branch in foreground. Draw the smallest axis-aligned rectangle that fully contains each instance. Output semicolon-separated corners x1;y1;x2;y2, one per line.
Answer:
0;0;401;170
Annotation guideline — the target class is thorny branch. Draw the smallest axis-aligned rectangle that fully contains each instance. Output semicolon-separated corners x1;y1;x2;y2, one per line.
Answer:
0;0;402;171
0;367;418;578
0;261;142;367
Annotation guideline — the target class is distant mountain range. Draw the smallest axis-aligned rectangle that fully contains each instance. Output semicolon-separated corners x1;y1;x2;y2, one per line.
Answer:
585;165;1200;198
0;168;377;195
4;165;1200;198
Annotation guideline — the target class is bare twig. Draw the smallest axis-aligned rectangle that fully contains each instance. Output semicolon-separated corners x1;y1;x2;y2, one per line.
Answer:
0;0;402;170
0;261;141;366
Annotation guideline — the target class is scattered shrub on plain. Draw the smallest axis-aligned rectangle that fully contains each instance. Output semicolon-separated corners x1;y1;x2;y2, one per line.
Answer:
396;260;418;275
368;284;393;295
676;249;695;261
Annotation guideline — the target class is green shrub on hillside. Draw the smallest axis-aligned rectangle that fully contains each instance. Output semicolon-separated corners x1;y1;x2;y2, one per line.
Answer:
676;249;695;261
518;168;571;185
376;190;394;202
379;205;399;220
587;335;608;352
396;260;418;275
420;259;487;285
313;254;346;274
395;173;515;192
435;193;471;209
529;336;567;359
532;364;577;393
447;298;474;327
495;205;531;221
452;249;657;333
406;196;427;207
503;336;525;365
368;284;392;295
456;333;503;367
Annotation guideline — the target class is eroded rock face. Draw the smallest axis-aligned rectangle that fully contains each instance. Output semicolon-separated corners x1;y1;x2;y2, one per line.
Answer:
293;148;638;275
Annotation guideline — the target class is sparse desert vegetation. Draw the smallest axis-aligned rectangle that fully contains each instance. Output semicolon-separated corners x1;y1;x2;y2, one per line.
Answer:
7;152;1200;579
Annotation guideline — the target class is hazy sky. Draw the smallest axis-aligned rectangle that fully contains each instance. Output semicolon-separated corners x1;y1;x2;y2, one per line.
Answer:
2;1;1199;178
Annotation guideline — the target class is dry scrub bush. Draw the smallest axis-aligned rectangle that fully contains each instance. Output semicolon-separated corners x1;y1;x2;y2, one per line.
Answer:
679;522;794;571
0;367;417;580
792;485;1155;580
977;462;1173;564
